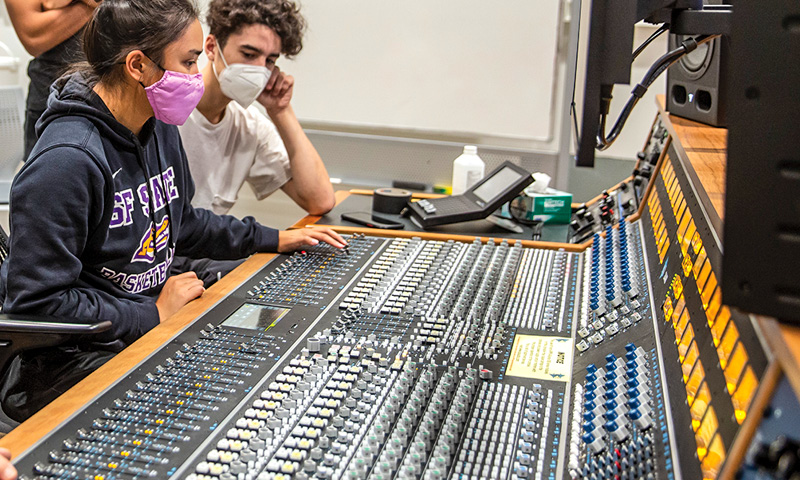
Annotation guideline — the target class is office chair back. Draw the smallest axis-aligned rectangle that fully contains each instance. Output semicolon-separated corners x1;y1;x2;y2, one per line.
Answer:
0;225;112;394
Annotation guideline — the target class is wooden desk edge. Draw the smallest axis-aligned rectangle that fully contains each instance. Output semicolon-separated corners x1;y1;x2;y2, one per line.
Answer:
348;189;446;200
0;253;277;459
294;190;589;252
309;224;586;252
759;317;800;398
291;190;451;230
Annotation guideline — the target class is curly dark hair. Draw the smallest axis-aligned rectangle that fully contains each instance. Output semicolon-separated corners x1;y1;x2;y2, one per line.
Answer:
207;0;306;58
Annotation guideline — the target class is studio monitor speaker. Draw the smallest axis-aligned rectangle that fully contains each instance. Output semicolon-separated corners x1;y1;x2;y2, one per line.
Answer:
666;34;730;127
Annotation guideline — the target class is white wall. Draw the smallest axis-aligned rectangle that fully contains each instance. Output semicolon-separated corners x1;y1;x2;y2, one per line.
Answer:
284;1;562;147
0;3;33;89
0;0;668;187
280;0;666;162
195;0;575;153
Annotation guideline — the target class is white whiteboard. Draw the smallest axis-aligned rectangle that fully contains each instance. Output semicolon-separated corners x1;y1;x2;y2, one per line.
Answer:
285;0;562;142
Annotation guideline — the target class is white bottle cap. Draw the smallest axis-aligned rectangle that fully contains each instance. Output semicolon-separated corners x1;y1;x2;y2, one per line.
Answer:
463;145;478;155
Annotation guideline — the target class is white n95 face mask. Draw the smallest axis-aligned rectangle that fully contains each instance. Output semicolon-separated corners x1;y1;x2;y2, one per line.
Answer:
213;47;272;108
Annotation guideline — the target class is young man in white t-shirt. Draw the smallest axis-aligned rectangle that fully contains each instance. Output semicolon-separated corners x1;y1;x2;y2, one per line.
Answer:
178;0;335;216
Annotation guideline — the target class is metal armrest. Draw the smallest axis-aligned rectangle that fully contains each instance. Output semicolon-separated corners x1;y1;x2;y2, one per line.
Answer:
0;314;113;380
0;315;112;334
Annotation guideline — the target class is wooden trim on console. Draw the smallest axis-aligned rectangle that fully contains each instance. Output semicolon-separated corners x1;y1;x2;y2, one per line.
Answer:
348;189;446;200
311;224;587;252
719;359;782;480
0;253;276;459
758;317;800;399
292;190;588;252
778;324;800;393
631;136;671;223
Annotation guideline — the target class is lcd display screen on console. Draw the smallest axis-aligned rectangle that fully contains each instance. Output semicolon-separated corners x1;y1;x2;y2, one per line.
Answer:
472;167;524;202
222;304;291;331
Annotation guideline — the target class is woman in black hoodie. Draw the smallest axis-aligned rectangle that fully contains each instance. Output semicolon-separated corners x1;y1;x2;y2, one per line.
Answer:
0;0;345;422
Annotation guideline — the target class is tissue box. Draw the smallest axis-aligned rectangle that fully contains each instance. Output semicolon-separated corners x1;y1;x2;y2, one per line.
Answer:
508;188;573;224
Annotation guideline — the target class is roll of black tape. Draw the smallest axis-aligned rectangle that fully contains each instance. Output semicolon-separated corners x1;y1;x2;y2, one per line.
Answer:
372;188;412;214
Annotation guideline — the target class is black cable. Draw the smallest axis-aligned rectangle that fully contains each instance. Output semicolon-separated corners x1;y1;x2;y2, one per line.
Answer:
591;22;669;150
568;0;582;154
633;23;670;60
596;34;719;150
571;101;581;153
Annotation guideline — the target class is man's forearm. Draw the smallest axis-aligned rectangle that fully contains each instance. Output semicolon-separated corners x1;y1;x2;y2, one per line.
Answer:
271;106;335;214
5;0;94;56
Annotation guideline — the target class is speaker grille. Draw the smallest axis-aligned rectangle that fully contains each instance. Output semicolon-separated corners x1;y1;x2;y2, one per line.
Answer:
675;35;715;80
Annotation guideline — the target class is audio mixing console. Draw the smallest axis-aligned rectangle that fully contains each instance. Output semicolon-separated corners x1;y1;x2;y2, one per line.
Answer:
9;111;789;480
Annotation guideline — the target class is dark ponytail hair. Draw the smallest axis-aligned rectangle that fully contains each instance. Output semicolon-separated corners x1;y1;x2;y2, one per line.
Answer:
79;0;199;86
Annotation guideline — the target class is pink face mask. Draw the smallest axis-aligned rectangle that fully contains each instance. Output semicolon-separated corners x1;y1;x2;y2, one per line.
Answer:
143;70;204;125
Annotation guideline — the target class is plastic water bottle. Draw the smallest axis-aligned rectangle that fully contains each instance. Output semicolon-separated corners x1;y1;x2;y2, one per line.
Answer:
451;145;485;195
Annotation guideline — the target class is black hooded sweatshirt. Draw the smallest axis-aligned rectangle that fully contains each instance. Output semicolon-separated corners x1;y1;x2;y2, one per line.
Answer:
0;72;279;348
